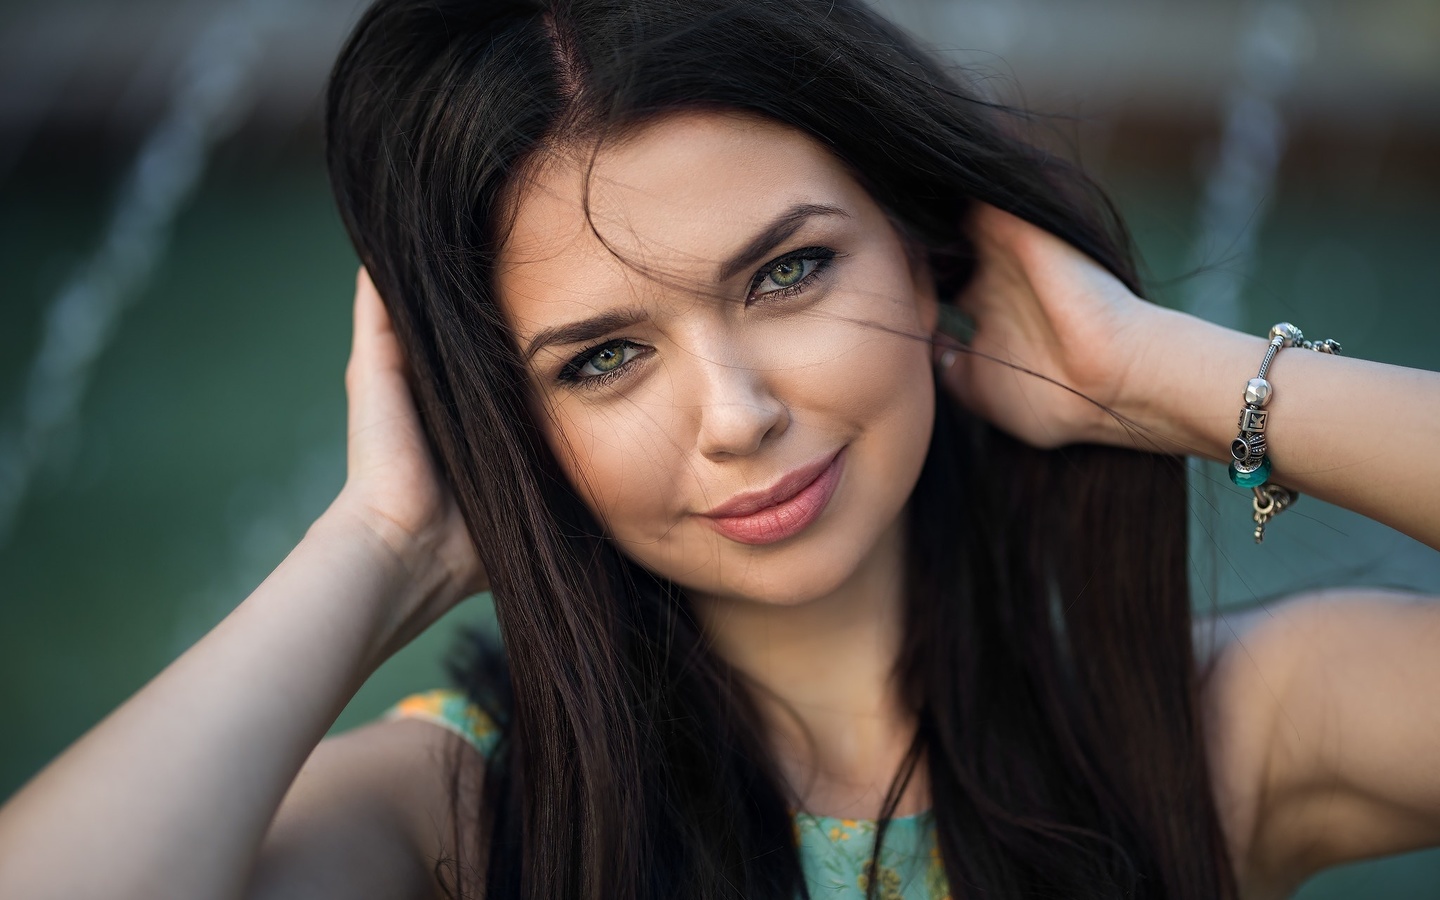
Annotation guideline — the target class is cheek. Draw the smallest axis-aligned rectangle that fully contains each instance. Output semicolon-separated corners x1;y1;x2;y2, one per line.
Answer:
804;320;929;421
774;278;936;435
542;379;688;538
800;323;936;509
781;275;939;547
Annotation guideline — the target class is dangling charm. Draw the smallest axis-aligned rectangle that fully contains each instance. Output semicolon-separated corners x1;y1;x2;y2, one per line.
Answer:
1251;484;1298;543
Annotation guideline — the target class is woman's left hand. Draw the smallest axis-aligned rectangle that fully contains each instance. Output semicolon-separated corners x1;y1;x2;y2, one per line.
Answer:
933;203;1158;449
939;203;1440;552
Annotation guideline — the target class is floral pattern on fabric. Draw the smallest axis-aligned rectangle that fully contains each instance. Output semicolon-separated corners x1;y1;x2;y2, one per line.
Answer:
386;689;950;900
383;688;500;756
795;811;950;900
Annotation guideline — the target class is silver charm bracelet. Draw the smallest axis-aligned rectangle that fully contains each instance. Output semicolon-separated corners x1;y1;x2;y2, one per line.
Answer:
1228;322;1342;543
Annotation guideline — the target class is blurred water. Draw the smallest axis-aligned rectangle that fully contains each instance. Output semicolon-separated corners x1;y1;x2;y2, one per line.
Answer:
0;0;290;547
0;155;1436;896
0;156;498;793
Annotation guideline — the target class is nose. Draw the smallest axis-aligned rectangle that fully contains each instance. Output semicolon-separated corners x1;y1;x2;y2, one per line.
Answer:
693;356;789;461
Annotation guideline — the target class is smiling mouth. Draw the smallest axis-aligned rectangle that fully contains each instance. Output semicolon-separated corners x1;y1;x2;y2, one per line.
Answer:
699;447;846;545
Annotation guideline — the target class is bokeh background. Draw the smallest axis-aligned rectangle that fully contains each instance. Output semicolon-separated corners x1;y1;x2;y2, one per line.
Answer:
2;0;1437;894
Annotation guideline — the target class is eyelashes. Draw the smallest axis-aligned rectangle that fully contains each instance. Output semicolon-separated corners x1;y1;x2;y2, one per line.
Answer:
557;339;650;388
555;246;839;391
747;246;838;299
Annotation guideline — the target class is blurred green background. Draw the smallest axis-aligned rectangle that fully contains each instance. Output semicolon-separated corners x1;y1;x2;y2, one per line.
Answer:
1;0;1438;895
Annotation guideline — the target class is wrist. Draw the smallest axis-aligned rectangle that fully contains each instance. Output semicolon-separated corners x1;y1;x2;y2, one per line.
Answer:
316;495;468;596
1101;305;1271;459
306;499;474;663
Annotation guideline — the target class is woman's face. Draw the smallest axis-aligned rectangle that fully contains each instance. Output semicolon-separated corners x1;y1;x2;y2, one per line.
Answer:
496;110;938;606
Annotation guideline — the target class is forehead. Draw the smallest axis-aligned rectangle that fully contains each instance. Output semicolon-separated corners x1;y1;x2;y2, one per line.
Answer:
495;111;871;338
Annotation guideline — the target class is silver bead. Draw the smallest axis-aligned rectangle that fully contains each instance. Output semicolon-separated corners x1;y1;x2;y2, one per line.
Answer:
1238;407;1268;433
1230;437;1250;464
1244;377;1272;407
1269;322;1302;346
1232;454;1265;474
1230;432;1267;464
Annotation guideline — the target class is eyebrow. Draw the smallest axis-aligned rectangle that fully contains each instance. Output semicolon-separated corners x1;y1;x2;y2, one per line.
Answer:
714;201;851;283
523;307;649;361
521;201;851;361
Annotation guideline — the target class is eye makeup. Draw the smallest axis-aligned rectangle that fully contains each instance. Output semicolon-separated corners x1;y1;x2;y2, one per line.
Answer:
557;339;652;390
553;244;841;390
746;246;838;302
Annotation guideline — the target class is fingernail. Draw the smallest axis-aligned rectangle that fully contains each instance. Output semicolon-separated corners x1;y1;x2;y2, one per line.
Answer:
938;349;957;370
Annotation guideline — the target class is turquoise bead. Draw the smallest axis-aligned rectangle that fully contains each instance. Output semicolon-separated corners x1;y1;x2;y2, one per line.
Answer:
1229;457;1272;487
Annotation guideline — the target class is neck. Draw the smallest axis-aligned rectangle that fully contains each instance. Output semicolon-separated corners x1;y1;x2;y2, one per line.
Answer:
691;519;927;819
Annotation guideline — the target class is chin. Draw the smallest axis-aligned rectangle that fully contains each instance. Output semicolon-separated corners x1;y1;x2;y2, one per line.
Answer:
711;563;861;608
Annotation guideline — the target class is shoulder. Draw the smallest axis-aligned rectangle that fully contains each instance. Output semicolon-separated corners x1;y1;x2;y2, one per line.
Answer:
1198;588;1440;898
251;690;493;900
373;688;500;868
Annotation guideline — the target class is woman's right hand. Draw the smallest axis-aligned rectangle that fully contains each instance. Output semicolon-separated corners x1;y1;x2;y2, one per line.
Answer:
0;268;487;900
326;268;487;652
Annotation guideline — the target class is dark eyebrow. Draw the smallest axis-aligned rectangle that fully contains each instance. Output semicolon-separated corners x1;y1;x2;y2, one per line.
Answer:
716;202;851;284
523;307;648;361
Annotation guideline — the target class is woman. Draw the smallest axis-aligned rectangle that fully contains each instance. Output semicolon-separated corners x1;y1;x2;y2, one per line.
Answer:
1;0;1437;898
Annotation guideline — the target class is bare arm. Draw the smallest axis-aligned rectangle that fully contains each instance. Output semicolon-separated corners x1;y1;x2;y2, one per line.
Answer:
1120;308;1440;550
1045;219;1440;881
246;717;484;900
938;204;1440;550
942;206;1440;889
0;514;445;900
0;270;485;900
1204;590;1440;897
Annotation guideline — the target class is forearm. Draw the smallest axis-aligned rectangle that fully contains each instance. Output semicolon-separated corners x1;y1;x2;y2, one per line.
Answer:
0;509;432;900
1112;306;1440;550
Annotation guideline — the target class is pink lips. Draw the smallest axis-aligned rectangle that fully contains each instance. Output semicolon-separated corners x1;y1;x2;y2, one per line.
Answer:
700;448;846;545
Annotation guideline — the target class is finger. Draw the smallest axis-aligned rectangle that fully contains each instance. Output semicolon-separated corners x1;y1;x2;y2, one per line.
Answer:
349;266;407;379
345;267;411;439
351;266;392;357
344;269;430;478
967;202;1051;257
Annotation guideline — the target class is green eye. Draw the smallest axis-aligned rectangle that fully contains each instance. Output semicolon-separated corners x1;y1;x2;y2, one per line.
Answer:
587;344;626;373
750;248;836;298
767;258;808;288
562;339;645;384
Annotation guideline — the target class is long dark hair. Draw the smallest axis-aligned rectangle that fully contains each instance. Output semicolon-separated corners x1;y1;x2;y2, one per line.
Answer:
325;1;1237;897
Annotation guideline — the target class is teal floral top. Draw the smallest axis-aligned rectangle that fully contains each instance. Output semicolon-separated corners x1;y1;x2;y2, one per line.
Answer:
385;689;951;900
